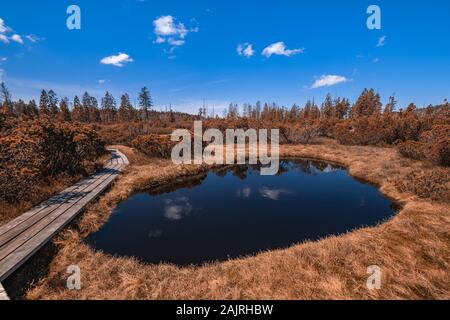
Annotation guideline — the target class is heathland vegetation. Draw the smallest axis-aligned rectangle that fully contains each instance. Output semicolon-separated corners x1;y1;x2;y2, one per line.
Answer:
1;81;449;299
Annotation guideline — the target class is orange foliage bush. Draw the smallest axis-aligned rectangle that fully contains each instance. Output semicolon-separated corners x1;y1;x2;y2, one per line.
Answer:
398;124;450;166
0;117;105;202
279;123;322;144
333;116;387;146
393;167;450;202
131;134;175;159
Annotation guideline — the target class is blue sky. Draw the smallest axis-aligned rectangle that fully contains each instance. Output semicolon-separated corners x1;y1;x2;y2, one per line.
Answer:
0;0;449;114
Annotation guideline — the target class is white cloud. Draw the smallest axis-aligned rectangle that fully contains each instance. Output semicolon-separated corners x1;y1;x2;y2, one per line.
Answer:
0;18;10;33
98;79;106;84
377;35;386;47
100;52;133;67
0;34;9;43
259;187;293;201
168;38;185;46
153;15;198;53
25;34;41;43
155;36;165;44
236;187;251;198
262;42;304;58
310;75;349;89
11;34;23;44
373;58;380;63
163;197;192;221
0;18;41;46
237;43;254;58
0;57;6;62
154;15;187;37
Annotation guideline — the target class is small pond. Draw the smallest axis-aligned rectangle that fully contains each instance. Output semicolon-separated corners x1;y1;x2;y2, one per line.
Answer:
86;159;396;265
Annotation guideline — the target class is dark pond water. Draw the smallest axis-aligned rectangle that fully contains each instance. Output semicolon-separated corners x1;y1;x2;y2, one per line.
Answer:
86;159;396;265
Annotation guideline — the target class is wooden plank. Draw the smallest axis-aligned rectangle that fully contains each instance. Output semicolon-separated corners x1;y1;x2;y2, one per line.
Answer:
0;149;129;281
0;159;118;237
0;171;121;281
0;164;121;250
0;282;9;300
115;149;130;165
0;166;116;238
0;164;122;261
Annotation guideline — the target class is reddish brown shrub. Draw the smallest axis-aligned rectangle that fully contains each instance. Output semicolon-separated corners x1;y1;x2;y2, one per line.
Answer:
394;167;450;202
397;141;426;161
333;117;386;146
420;125;449;166
280;124;321;144
397;124;449;166
131;134;175;158
0;117;105;202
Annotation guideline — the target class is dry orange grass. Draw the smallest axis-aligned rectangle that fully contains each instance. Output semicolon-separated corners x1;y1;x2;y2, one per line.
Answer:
22;143;450;300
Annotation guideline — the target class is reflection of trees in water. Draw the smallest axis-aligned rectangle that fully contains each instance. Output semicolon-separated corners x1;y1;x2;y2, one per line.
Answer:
146;159;343;196
230;165;248;180
287;159;342;175
147;174;208;196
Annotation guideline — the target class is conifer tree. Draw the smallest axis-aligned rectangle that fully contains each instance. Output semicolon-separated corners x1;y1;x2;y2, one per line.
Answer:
138;87;152;121
384;95;397;114
88;95;101;122
72;95;84;122
0;82;12;114
334;98;350;119
352;88;382;117
101;91;117;123
320;93;334;118
39;90;50;117
23;99;39;118
119;93;133;121
59;97;71;122
47;90;59;118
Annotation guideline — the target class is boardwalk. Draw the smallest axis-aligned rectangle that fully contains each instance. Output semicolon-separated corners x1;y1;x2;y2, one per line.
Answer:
0;149;129;286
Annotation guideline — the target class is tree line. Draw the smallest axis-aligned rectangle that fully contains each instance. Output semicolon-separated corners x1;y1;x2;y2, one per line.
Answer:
221;89;433;122
0;83;154;123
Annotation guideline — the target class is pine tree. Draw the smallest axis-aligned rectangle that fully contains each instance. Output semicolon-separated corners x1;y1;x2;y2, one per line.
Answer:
72;95;84;122
82;92;92;123
384;95;397;114
47;90;59;118
255;101;261;120
101;91;117;123
289;104;300;120
14;99;27;116
138;87;152;121
352;88;382;117
23;99;39;118
39;90;50;117
320;93;334;118
0;82;13;114
118;93;133;121
302;99;320;119
334;97;350;119
59;97;71;122
89;96;101;122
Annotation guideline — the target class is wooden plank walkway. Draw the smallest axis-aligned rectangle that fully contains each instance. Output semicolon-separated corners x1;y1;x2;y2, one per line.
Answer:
0;149;129;285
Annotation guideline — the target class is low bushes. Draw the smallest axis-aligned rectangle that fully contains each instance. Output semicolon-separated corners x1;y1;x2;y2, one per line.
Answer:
397;124;449;166
393;167;450;202
131;134;175;158
0;117;105;202
280;124;322;144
